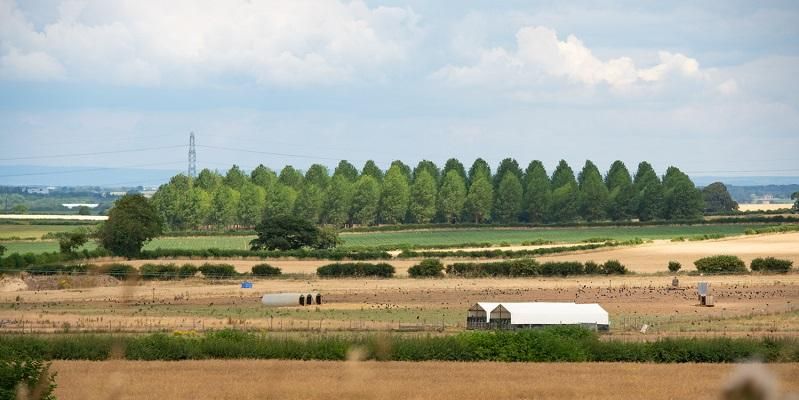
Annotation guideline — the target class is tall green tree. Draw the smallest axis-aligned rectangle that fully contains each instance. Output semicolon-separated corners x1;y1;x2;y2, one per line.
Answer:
379;165;411;224
443;158;467;183
702;182;738;213
662;167;703;219
196;168;223;192
324;175;354;226
390;160;413;182
351;175;381;225
408;170;437;223
437;170;467;223
494;173;523;223
264;183;297;218
278;166;304;190
250;165;278;190
97;194;163;258
294;184;325;223
224;165;249;190
238;183;266;226
151;175;206;230
494;158;523;188
577;160;609;221
333;160;359;182
551;160;577;189
304;164;330;188
210;186;240;228
413;160;441;184
361;160;384;182
464;175;493;223
633;162;664;221
523;161;551;223
467;158;491;186
605;161;635;221
550;160;578;222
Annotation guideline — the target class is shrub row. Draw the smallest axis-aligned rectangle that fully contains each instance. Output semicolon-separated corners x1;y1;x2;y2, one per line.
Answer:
693;255;794;274
399;239;644;259
446;259;627;277
139;248;392;261
316;263;395;278
744;224;799;235
2;327;797;363
251;263;282;277
139;263;199;280
408;259;445;277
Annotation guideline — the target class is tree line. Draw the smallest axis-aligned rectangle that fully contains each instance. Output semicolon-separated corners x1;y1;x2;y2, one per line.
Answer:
151;158;706;230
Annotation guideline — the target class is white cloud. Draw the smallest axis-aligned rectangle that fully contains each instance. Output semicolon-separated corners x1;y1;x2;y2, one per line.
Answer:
0;0;420;86
434;26;705;91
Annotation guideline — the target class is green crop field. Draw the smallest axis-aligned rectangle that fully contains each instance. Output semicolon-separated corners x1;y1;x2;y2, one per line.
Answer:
336;224;772;248
0;224;89;240
0;224;778;255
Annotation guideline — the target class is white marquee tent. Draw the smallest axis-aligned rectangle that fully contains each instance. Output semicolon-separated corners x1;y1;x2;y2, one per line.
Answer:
467;302;609;330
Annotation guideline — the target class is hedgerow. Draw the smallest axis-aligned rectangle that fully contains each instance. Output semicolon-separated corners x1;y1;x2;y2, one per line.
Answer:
251;263;282;277
694;255;747;274
316;262;395;278
2;328;797;363
398;239;644;259
445;259;627;277
750;257;793;273
407;259;444;278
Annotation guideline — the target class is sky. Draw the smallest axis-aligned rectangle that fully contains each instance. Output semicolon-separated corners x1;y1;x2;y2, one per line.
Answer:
0;0;798;186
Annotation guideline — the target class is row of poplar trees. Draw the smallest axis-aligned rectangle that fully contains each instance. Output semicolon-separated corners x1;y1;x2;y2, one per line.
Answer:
150;158;704;230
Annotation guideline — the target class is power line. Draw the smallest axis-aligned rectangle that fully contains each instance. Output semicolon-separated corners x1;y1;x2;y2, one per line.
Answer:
0;145;187;161
195;144;387;164
683;168;799;174
0;161;185;178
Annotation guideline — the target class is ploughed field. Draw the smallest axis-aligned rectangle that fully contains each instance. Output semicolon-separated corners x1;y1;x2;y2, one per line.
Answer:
51;360;799;400
0;223;780;254
3;274;798;338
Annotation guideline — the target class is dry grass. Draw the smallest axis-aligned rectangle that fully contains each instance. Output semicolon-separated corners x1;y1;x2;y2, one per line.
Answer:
51;360;799;400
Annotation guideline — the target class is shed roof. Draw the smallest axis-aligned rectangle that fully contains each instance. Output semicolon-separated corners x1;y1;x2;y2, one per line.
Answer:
474;302;608;325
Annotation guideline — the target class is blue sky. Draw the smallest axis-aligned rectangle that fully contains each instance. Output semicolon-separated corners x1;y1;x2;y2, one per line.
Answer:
1;0;797;186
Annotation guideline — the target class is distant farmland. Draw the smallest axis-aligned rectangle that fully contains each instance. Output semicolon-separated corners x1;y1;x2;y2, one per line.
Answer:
0;223;778;254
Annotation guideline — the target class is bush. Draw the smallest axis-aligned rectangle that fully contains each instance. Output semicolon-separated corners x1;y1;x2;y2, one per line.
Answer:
750;257;793;273
584;261;601;275
139;263;179;280
101;263;136;280
198;263;237;279
601;260;628;275
541;261;584;276
316;263;395;278
0;358;56;400
667;261;681;273
694;255;747;274
178;264;198;279
408;259;444;278
251;264;282;277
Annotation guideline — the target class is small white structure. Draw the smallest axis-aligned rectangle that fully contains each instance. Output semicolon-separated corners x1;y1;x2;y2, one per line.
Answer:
467;302;609;331
262;292;321;307
61;203;99;209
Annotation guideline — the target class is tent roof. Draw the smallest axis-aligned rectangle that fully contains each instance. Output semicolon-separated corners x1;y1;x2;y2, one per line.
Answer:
475;302;608;325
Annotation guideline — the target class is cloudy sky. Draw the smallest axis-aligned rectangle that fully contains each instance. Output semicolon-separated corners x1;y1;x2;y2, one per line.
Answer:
1;0;797;185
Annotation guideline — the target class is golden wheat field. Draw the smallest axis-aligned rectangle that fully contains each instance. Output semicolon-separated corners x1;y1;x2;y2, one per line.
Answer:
50;360;799;400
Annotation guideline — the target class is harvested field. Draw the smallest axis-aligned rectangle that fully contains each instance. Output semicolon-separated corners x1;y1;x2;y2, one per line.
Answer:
537;232;799;273
738;203;794;212
50;360;799;400
2;274;798;336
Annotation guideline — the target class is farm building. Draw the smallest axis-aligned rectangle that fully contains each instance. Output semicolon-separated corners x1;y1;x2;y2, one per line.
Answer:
467;302;609;331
